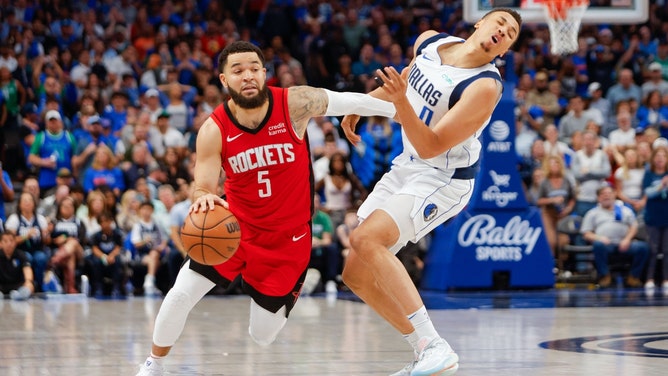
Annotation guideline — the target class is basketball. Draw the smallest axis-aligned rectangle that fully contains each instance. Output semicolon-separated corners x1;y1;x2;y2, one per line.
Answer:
181;205;241;265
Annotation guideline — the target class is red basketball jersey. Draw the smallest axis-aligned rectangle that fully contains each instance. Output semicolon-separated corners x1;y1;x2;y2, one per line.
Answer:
210;86;313;232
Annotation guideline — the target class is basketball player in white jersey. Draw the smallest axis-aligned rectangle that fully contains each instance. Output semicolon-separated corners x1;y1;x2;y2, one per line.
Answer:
340;8;522;376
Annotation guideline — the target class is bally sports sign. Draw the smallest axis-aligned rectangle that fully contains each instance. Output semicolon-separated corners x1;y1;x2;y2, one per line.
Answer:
458;214;542;262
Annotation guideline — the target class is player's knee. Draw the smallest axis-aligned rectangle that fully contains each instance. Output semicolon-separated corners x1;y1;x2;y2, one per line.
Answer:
162;288;193;311
348;230;370;256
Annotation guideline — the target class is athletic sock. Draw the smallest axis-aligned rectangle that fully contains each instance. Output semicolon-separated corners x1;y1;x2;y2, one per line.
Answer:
403;331;421;354
144;274;156;286
407;306;440;351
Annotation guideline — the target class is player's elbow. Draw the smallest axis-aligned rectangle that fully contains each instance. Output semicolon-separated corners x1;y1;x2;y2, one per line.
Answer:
414;144;448;160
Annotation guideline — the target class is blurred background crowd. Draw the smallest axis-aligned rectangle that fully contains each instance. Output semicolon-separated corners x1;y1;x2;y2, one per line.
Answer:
2;0;668;299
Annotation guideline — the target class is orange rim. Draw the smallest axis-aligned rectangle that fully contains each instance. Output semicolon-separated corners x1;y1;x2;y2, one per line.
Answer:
536;0;589;20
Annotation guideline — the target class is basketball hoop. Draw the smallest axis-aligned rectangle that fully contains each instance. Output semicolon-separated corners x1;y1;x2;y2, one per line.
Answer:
538;0;590;55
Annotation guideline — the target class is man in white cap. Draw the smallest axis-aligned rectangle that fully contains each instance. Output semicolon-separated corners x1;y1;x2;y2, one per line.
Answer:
641;62;668;99
142;88;164;124
586;82;610;133
27;110;77;192
523;70;561;130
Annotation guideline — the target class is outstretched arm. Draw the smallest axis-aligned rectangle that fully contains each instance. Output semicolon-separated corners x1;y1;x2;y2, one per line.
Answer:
340;85;396;145
287;86;396;138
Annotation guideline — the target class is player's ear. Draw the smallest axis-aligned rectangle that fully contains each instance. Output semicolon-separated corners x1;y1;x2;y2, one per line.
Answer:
219;73;228;88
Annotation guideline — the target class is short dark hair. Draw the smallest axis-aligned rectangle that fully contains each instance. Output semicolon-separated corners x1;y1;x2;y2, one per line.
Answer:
1;231;15;239
483;8;523;29
140;201;154;210
97;211;114;224
217;41;265;74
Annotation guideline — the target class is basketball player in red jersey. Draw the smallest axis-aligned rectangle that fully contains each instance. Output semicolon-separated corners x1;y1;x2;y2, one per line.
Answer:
137;41;396;375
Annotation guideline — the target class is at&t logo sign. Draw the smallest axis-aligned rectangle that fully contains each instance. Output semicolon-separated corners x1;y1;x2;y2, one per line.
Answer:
486;120;512;153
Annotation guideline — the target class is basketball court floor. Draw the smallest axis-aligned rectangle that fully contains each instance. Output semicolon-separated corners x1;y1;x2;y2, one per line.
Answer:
1;288;667;376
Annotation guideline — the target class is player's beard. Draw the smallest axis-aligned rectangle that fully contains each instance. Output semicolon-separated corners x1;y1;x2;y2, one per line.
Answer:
228;84;269;109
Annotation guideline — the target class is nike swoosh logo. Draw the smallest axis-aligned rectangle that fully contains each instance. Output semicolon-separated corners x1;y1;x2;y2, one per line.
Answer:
292;233;307;242
227;133;243;142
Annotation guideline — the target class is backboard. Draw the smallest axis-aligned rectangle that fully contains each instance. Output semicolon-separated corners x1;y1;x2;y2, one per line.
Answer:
463;0;649;24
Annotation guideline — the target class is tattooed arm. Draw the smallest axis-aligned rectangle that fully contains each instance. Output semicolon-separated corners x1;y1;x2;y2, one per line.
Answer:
287;86;396;139
287;86;328;138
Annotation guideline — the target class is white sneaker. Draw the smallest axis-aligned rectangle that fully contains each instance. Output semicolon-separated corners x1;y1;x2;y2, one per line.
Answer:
645;280;655;289
411;338;459;376
662;281;668;296
301;268;321;296
143;284;162;297
136;357;164;376
325;280;338;294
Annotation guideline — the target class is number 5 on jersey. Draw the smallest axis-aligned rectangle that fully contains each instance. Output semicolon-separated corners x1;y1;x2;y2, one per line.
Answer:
258;171;272;198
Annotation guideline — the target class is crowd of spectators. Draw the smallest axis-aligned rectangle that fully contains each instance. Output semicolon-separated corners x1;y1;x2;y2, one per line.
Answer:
2;1;668;299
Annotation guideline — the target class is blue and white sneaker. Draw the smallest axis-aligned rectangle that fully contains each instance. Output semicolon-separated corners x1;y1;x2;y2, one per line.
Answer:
42;271;63;294
411;338;459;376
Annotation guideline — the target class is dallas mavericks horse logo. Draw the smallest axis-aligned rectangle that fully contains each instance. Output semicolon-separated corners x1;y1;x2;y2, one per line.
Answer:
424;203;438;221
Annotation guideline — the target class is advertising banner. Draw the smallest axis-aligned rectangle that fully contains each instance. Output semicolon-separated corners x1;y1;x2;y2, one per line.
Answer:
422;208;554;289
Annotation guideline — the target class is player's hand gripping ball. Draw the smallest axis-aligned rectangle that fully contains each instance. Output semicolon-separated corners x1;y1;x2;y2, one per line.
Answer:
181;205;241;265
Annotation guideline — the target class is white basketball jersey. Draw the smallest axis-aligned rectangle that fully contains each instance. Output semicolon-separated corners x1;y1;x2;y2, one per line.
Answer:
399;33;502;171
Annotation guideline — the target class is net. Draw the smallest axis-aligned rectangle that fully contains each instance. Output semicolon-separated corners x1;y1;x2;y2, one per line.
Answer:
538;0;590;55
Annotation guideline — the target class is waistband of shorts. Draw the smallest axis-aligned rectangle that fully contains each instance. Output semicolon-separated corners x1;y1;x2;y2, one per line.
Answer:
451;160;480;180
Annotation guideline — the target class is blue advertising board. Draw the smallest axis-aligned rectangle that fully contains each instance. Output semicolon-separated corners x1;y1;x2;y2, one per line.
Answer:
422;83;554;290
423;208;554;289
468;87;528;211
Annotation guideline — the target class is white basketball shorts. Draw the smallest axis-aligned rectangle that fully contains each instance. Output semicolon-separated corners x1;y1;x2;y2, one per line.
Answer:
358;159;475;254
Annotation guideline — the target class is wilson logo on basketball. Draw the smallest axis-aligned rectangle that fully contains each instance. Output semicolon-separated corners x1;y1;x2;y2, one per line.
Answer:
226;222;240;234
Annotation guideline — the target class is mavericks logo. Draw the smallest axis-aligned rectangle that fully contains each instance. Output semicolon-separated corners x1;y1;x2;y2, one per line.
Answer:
424;203;438;221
